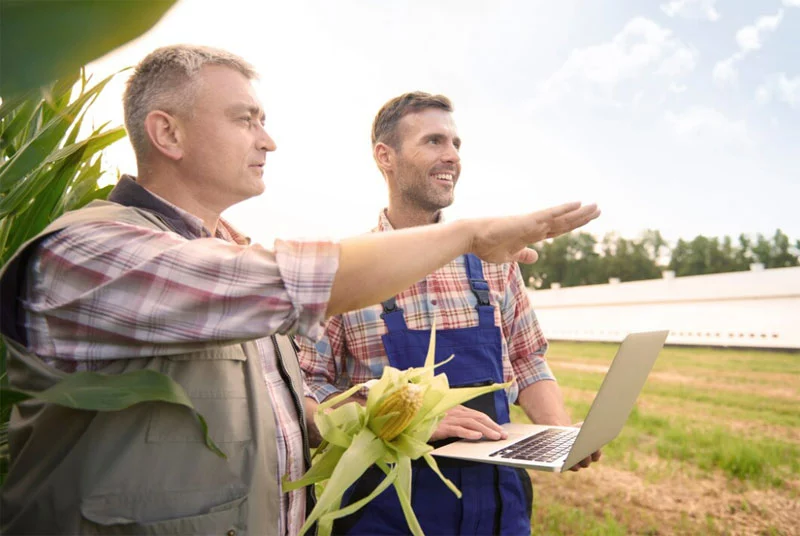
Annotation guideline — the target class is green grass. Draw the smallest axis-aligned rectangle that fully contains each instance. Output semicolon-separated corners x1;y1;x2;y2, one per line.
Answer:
533;503;628;536
518;341;800;533
551;396;799;488
512;342;800;489
549;341;800;375
551;367;800;428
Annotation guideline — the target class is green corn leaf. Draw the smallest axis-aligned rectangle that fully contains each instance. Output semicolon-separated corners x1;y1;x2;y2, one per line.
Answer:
422;453;461;498
0;71;117;194
315;406;360;449
0;214;14;265
282;445;345;491
0;99;40;153
404;373;449;431
365;367;400;409
424;319;437;368
317;461;399;536
405;416;441;446
0;90;39;121
427;381;512;417
3;149;86;256
0;1;176;97
318;382;363;412
74;184;113;209
388;431;434;461
1;369;225;459
59;157;103;213
46;126;125;167
392;456;424;536
44;72;81;118
0;388;30;407
0;166;53;219
298;428;386;536
0;127;122;219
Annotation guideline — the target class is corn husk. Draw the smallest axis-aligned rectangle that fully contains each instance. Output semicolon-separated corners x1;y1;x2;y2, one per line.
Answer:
283;323;510;536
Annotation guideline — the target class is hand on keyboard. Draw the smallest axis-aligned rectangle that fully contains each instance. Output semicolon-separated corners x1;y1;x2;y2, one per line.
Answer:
429;405;508;442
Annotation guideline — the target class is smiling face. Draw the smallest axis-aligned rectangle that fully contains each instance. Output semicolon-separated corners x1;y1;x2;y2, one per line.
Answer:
390;108;462;214
178;65;276;211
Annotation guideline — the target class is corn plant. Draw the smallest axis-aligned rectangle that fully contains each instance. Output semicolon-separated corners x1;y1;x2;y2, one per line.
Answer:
284;324;510;536
0;70;125;265
0;69;125;483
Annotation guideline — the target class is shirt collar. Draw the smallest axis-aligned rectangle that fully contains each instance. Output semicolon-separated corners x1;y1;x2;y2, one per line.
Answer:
107;176;250;245
374;208;445;233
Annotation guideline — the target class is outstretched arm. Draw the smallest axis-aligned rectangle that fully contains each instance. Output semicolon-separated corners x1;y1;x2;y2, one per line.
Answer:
328;202;599;317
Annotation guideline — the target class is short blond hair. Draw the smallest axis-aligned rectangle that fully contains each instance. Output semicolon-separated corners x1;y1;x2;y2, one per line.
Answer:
123;44;258;160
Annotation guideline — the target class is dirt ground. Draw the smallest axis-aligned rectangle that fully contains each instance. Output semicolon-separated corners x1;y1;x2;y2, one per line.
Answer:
554;362;800;402
533;356;800;536
530;457;800;535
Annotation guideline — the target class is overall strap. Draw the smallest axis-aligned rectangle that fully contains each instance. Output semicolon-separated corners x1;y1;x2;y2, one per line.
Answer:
380;296;408;331
464;254;495;328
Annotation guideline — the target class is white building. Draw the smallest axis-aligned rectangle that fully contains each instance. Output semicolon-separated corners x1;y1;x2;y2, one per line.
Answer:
527;265;800;349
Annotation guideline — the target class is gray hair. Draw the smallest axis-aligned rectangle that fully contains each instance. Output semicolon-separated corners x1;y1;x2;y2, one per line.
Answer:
123;44;258;160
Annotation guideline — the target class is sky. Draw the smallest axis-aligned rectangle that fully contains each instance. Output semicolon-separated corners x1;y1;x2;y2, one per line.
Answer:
87;0;800;246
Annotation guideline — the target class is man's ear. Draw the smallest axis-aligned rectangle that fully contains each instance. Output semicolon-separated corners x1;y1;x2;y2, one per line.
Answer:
143;110;184;161
374;142;394;175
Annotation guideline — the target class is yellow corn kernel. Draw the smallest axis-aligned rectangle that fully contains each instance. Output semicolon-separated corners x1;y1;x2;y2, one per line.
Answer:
373;383;423;441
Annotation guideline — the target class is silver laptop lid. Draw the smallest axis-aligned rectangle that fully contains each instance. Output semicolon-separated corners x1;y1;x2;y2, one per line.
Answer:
562;330;668;470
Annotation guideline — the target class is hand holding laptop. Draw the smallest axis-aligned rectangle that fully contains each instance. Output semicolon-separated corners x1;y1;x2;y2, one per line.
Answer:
566;422;602;471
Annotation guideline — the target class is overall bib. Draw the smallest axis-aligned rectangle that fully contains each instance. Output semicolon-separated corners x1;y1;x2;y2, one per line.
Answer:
336;255;532;535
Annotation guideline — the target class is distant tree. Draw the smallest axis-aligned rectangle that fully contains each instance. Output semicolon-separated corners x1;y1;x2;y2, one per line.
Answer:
735;234;753;270
720;236;738;272
770;229;799;268
641;229;669;265
668;239;690;276
521;229;799;288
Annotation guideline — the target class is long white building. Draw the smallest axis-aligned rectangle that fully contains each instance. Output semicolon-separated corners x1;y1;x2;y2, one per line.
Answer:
527;265;800;349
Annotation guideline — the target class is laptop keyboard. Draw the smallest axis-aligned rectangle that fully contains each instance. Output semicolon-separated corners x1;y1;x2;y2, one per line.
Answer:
489;428;579;463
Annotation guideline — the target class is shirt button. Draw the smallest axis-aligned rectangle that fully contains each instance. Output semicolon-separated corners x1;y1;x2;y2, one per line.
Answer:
431;299;438;306
227;530;236;536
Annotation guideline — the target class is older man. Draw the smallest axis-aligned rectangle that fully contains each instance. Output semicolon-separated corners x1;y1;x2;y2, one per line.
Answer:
0;49;599;535
299;92;602;535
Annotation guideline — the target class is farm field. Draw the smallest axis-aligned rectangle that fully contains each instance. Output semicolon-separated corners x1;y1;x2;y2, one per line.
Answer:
513;341;800;536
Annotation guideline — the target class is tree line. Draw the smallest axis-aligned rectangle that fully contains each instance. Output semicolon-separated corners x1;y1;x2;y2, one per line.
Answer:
519;229;800;289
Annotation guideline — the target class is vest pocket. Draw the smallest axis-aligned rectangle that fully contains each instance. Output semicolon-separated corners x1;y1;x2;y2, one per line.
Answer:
80;494;248;535
147;349;253;443
146;396;252;443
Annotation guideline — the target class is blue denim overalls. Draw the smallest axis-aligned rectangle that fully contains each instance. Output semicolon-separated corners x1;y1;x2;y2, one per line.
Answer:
335;254;532;535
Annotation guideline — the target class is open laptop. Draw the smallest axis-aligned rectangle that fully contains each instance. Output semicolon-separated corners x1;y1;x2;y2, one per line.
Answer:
431;330;669;472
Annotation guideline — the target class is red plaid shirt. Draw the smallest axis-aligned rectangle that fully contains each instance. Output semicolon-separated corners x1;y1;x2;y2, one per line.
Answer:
22;179;339;536
298;210;554;406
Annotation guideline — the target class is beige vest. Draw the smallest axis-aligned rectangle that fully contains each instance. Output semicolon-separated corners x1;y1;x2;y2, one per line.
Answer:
0;201;311;535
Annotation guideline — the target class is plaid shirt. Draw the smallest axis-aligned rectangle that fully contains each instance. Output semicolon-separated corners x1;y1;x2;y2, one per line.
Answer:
298;210;554;407
22;177;339;536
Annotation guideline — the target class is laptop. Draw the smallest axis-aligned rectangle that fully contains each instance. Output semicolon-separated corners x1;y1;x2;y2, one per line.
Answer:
431;330;669;472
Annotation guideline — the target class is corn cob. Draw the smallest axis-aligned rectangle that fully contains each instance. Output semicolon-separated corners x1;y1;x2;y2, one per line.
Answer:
373;383;424;441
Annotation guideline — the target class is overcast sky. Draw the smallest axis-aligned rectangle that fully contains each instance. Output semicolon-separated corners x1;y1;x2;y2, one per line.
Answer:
87;0;800;246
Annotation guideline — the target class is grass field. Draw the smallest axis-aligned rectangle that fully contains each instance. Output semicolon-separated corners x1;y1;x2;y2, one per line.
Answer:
511;341;800;536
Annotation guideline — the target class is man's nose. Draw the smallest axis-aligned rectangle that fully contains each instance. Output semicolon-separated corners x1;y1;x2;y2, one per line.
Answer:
443;142;460;164
257;125;277;152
